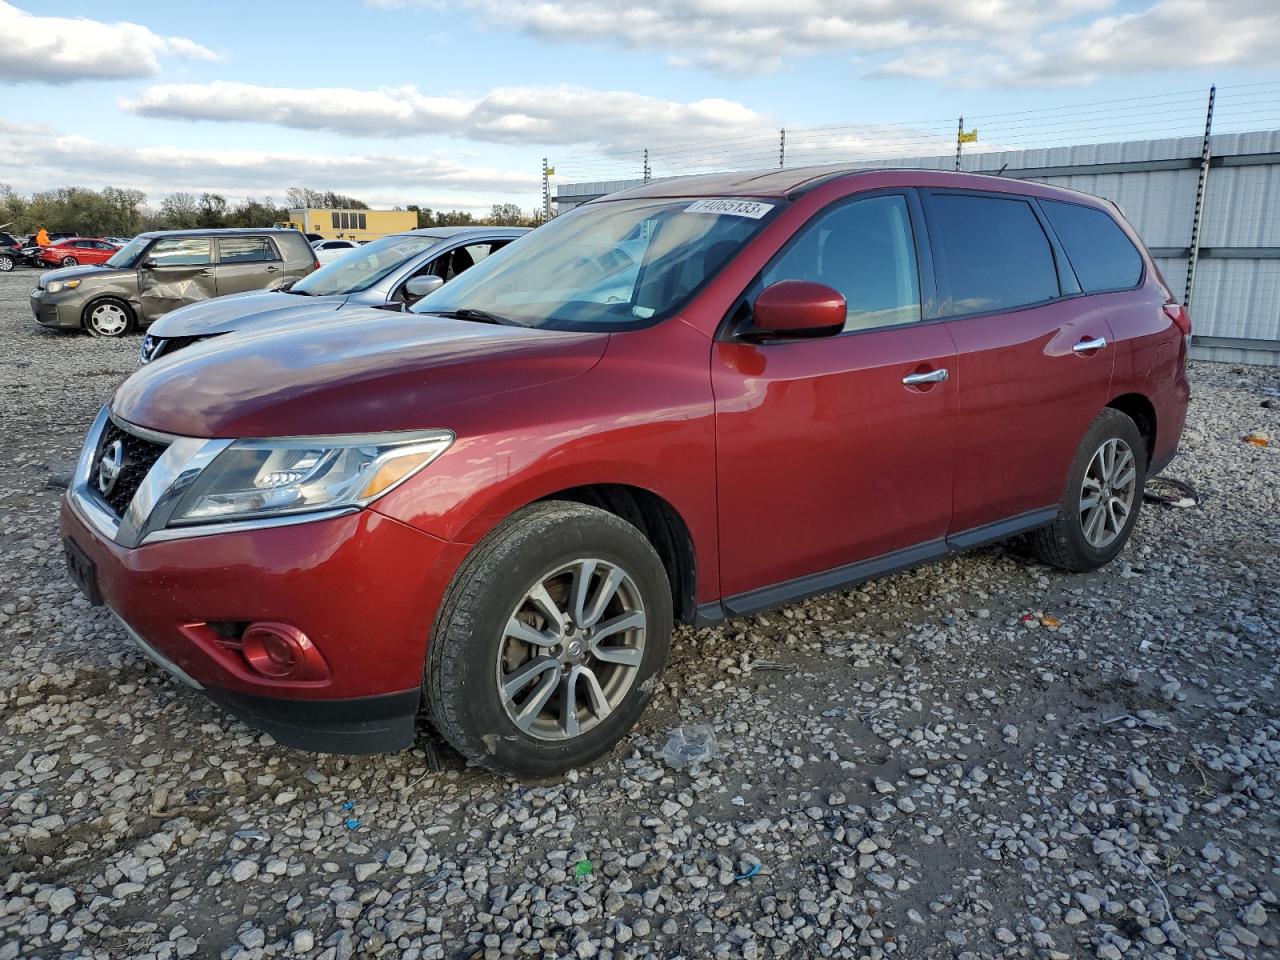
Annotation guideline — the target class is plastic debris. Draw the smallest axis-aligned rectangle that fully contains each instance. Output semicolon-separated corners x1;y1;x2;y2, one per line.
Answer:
1243;431;1269;447
734;863;762;881
573;859;593;879
1040;615;1061;628
660;725;719;769
1144;476;1202;508
234;828;270;842
345;818;361;830
342;800;355;810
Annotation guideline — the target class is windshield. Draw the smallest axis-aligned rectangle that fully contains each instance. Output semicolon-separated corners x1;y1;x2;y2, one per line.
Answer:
106;235;151;268
293;234;441;296
411;198;783;330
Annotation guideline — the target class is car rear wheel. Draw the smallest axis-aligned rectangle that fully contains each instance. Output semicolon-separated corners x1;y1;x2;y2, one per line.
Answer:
60;256;78;267
83;298;134;338
426;501;672;777
1028;408;1146;572
0;254;13;272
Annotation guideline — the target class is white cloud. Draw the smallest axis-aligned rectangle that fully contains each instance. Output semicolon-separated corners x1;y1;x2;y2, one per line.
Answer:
122;82;773;150
0;2;221;83
0;121;541;210
370;0;1108;74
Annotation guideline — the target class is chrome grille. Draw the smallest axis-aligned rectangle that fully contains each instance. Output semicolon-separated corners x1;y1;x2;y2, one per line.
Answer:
92;421;169;517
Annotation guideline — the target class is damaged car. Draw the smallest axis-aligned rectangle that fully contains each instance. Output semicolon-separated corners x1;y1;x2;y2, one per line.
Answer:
30;229;317;338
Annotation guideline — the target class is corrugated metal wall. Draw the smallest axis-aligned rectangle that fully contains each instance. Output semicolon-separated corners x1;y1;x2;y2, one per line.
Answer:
556;130;1280;365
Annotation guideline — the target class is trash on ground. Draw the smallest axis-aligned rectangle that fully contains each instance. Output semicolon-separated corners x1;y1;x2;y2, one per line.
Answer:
734;863;762;881
573;859;593;879
661;725;719;769
1143;476;1202;508
1242;431;1269;446
1040;615;1061;628
234;828;270;842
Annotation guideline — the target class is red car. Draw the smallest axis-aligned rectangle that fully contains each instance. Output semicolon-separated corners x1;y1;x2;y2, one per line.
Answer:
38;237;120;268
61;168;1190;776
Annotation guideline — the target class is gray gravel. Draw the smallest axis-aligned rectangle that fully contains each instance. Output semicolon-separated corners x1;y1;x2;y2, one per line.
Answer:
0;266;1277;960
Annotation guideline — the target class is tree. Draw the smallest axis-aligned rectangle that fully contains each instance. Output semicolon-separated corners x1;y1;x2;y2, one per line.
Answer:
487;202;525;225
159;192;201;229
284;186;369;210
197;193;228;228
433;209;477;226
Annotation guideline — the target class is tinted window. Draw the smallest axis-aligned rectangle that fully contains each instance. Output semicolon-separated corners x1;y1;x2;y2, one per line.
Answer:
219;238;277;263
331;212;340;229
930;194;1059;315
1041;199;1143;293
762;194;921;331
149;238;212;266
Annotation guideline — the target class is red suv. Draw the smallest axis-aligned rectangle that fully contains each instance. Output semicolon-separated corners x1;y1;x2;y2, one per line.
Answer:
61;169;1190;776
38;237;119;268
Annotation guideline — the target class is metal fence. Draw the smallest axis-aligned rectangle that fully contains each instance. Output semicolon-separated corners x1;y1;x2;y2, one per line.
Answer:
550;84;1280;365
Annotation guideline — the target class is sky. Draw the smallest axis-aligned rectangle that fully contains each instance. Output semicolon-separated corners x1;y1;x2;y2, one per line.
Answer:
2;0;1279;215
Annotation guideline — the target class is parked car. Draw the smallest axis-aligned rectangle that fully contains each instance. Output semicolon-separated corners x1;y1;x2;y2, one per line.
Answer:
139;227;528;363
31;228;317;338
36;237;120;268
61;168;1190;775
0;233;21;272
312;238;362;264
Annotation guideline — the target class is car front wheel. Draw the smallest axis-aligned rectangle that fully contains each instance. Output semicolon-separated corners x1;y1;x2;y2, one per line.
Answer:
84;298;134;338
0;254;13;272
1028;408;1147;572
426;501;672;777
60;256;78;267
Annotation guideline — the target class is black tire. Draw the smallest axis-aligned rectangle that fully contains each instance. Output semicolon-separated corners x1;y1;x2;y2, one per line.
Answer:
0;254;13;272
60;256;78;267
82;298;135;338
426;501;672;777
1028;408;1147;572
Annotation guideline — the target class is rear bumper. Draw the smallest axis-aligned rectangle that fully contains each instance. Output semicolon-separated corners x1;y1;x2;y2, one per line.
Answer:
60;496;470;753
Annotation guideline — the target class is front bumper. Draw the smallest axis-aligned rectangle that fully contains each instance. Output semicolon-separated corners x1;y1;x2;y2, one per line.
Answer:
60;420;470;752
30;289;83;329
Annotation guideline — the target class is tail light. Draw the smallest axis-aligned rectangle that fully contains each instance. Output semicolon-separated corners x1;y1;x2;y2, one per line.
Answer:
1163;303;1192;338
313;258;320;271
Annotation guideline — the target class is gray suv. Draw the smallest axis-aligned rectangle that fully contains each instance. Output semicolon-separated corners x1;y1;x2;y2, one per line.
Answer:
30;228;316;338
138;226;528;363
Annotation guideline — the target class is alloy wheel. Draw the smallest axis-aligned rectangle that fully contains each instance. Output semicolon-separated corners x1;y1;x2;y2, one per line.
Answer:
1079;437;1138;549
88;303;129;337
497;558;647;741
61;256;77;267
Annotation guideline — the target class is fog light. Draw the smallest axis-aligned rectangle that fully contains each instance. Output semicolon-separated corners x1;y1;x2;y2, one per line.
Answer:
240;622;330;682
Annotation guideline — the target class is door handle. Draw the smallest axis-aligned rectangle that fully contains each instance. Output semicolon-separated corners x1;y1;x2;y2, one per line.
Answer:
1073;336;1107;353
902;368;949;386
265;265;279;272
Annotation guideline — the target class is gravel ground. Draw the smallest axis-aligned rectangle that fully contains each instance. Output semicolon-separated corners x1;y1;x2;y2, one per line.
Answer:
0;265;1277;960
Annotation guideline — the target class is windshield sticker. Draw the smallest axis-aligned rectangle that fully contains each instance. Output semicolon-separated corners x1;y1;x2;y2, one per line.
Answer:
684;199;775;219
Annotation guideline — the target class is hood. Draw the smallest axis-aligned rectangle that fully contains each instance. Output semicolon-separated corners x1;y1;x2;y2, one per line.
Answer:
39;264;127;285
113;309;607;438
147;290;349;337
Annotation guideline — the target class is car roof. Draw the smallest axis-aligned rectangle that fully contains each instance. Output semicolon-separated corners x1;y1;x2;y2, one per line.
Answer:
604;165;1109;206
136;227;306;239
390;226;533;239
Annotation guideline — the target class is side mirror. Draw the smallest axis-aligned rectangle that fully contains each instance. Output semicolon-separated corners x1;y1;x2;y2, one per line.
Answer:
141;258;158;270
404;274;445;299
751;280;846;338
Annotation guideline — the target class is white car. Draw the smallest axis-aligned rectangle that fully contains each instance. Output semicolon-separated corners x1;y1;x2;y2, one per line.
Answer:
312;239;362;265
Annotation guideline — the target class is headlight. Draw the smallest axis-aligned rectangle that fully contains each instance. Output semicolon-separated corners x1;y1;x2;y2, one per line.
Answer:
46;279;80;294
169;431;454;526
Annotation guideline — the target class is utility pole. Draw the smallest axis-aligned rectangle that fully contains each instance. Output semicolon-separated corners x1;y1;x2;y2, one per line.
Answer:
541;157;551;222
955;116;963;171
643;148;651;183
779;128;786;168
1184;84;1216;313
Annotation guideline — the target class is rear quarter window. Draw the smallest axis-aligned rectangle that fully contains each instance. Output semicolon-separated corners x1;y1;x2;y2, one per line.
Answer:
1040;199;1144;293
928;193;1060;316
276;232;315;263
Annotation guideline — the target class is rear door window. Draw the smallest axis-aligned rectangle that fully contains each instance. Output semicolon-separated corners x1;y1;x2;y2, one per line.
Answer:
761;194;921;331
928;194;1060;316
1040;199;1143;293
218;237;278;263
149;238;212;266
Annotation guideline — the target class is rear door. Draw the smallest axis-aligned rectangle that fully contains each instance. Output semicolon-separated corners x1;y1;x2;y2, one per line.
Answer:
138;237;215;321
712;191;958;603
214;236;284;294
921;190;1114;535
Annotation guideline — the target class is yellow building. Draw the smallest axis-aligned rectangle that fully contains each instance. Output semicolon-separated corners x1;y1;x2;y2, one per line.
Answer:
279;208;418;241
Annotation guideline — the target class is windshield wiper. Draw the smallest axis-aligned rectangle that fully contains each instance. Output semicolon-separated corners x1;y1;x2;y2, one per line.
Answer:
428;308;528;327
